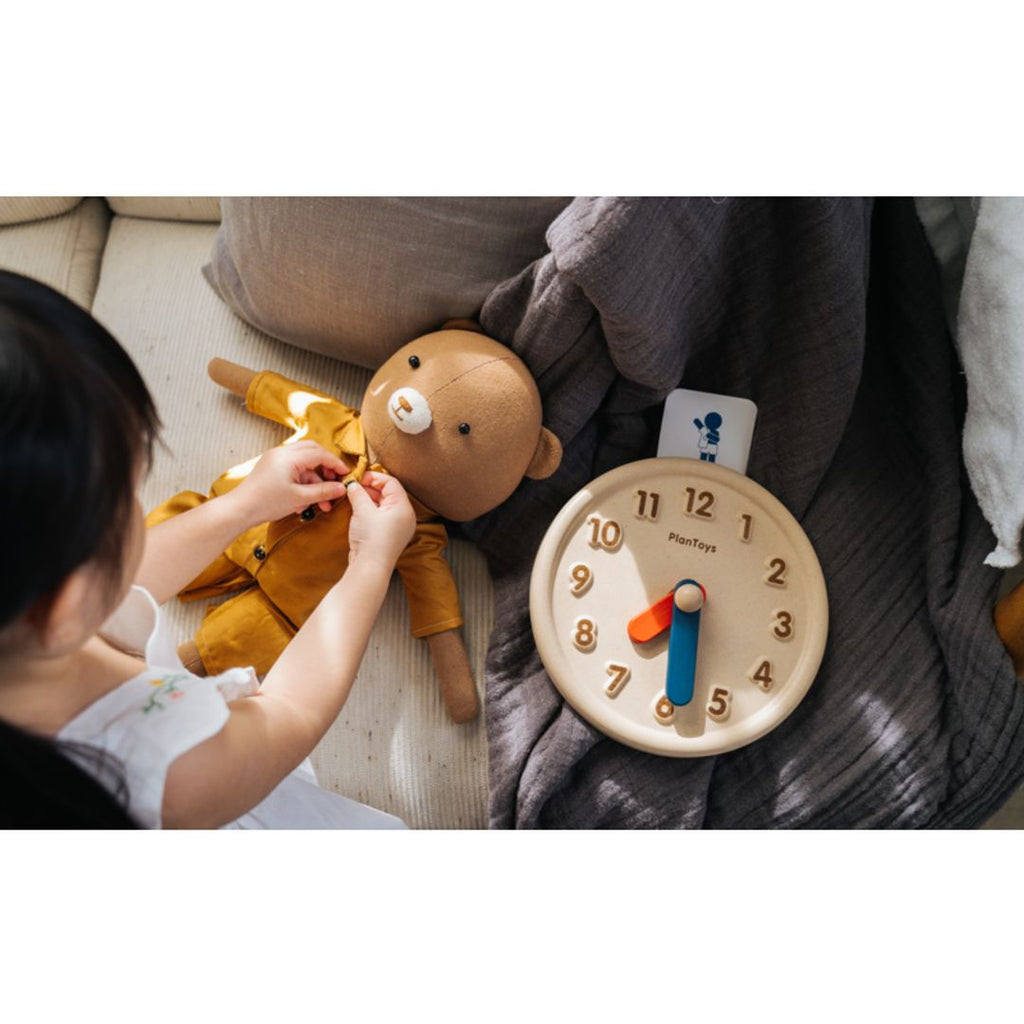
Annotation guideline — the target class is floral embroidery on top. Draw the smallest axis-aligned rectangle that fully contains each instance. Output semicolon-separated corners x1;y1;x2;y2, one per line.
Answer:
141;673;190;714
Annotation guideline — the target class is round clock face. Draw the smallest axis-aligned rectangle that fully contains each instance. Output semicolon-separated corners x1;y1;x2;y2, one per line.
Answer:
529;458;829;757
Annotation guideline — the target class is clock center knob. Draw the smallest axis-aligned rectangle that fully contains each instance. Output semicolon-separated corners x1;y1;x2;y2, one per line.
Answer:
674;582;705;613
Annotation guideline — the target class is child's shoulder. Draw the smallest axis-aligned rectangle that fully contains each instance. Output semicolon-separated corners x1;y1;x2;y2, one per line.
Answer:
59;665;254;751
58;585;260;827
60;664;258;828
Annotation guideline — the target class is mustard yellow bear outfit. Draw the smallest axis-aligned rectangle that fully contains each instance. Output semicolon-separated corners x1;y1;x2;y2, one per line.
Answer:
146;370;463;677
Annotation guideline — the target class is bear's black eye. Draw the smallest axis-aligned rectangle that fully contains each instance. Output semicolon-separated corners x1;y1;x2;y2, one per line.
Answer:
408;355;420;369
458;422;471;435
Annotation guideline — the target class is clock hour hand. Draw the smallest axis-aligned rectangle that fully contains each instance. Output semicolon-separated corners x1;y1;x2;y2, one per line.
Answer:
665;580;705;707
627;580;707;644
627;589;676;643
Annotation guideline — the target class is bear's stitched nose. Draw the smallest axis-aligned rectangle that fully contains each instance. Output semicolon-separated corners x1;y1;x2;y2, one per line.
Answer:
387;386;432;435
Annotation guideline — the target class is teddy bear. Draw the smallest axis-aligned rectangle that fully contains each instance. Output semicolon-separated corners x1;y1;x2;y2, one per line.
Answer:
145;322;562;723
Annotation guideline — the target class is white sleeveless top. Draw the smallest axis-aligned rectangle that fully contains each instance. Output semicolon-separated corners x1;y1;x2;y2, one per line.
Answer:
58;586;406;830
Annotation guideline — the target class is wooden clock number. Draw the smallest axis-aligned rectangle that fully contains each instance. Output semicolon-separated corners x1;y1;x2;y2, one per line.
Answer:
634;489;660;520
773;610;794;640
587;516;622;550
683;487;714;518
749;659;773;691
605;662;630;697
573;617;597;651
706;687;731;721
569;562;593;596
739;513;753;542
654;695;675;722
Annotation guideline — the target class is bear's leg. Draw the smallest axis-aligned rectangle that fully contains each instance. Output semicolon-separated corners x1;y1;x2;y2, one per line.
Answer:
192;588;298;678
178;639;207;676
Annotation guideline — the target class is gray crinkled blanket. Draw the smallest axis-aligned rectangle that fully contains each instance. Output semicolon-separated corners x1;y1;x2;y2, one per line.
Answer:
458;196;1024;828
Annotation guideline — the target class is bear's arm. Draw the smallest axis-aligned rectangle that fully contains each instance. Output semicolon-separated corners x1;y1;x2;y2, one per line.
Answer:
244;370;353;432
394;520;464;638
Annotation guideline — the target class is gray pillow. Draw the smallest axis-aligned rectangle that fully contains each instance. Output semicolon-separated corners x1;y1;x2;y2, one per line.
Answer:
203;197;571;369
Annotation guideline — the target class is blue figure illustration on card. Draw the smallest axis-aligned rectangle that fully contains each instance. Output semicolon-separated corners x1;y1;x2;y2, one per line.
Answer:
693;411;723;462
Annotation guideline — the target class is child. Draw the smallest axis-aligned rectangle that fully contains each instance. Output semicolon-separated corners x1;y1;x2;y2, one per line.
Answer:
0;270;417;828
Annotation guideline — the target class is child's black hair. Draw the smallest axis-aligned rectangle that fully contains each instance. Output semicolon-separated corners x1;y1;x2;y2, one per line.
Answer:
0;270;160;627
0;271;160;827
0;719;138;827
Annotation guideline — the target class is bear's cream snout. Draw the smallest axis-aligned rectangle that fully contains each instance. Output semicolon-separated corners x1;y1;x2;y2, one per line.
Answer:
387;386;432;435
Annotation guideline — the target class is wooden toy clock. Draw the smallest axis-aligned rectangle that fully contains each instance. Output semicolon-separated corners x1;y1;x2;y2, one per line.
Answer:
529;458;829;756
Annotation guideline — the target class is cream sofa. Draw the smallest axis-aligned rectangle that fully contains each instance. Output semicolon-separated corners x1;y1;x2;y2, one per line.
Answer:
0;197;492;829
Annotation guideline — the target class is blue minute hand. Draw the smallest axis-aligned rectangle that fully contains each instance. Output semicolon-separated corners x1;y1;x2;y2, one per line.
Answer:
665;579;705;706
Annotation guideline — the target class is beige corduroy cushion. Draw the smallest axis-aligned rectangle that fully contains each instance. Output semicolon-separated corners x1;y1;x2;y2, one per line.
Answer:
106;197;222;223
204;196;572;368
0;197;84;226
91;215;492;829
0;198;111;309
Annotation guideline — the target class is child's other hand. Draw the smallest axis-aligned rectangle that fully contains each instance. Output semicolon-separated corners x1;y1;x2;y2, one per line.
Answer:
345;471;417;571
230;441;350;526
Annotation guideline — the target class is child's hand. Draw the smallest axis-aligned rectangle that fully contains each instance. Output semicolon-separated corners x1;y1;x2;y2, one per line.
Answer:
229;441;351;526
345;471;417;571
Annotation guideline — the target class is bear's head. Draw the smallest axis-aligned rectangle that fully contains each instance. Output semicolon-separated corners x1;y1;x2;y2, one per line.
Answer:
360;325;562;521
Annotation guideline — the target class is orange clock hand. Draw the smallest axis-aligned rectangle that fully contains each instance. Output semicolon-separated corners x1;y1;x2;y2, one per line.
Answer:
627;591;676;643
629;581;708;644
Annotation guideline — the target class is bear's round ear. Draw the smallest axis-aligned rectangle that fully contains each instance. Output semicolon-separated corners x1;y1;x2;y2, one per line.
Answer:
525;428;562;480
441;318;485;334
